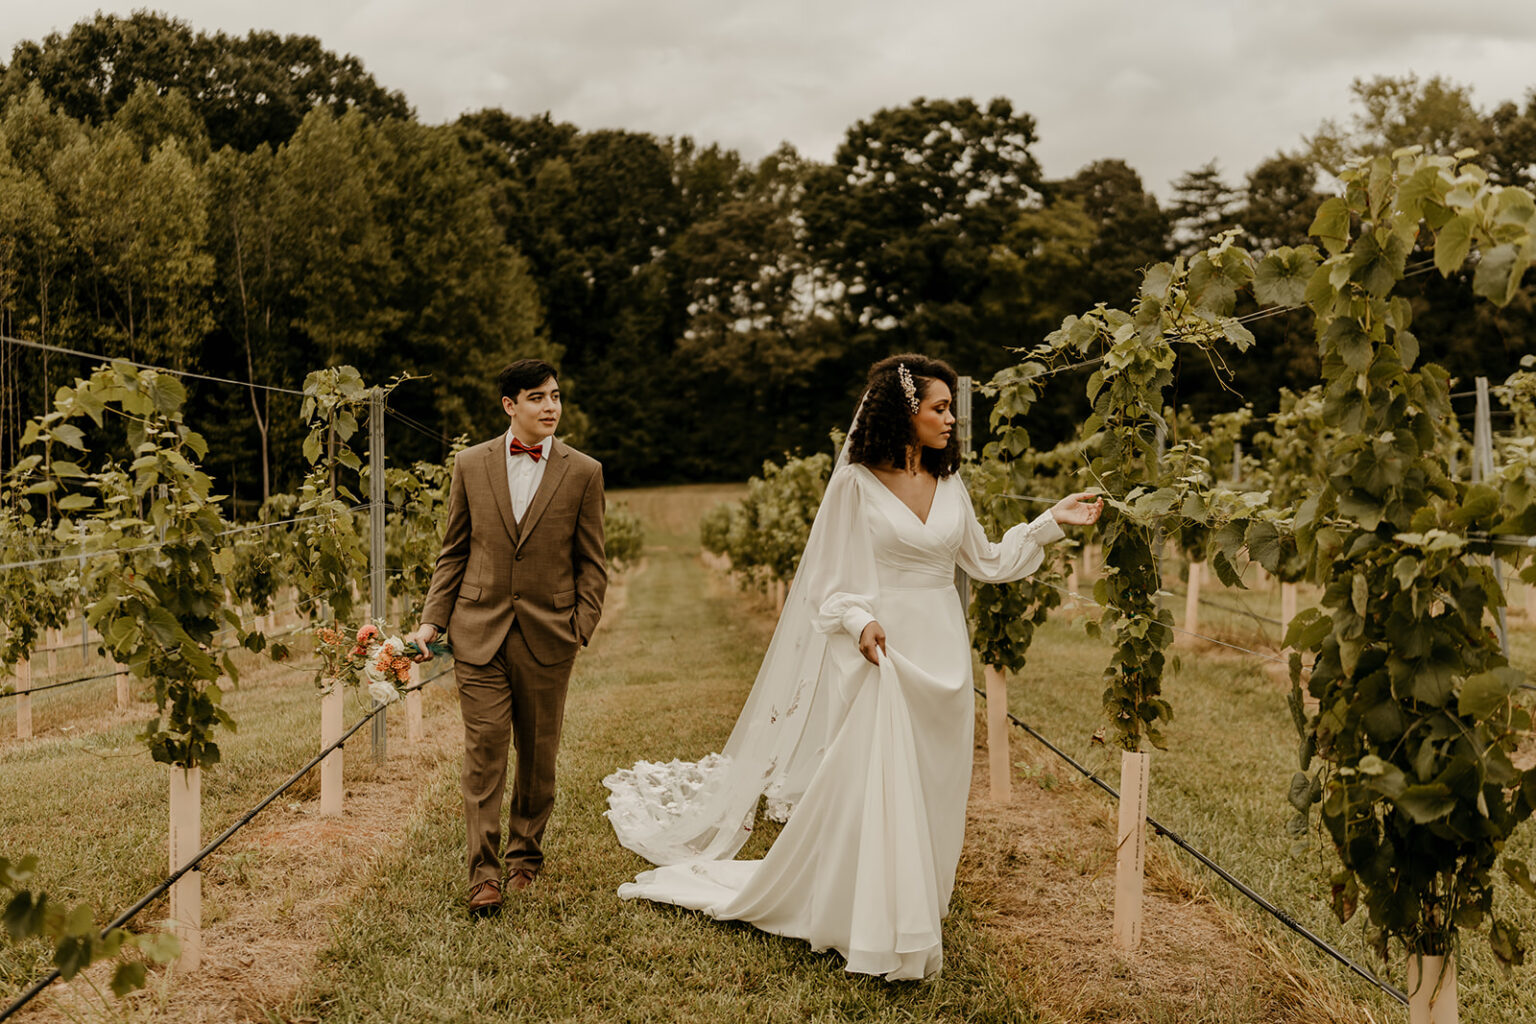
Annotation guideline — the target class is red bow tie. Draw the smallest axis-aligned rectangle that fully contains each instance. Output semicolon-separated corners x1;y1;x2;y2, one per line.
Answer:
509;437;543;461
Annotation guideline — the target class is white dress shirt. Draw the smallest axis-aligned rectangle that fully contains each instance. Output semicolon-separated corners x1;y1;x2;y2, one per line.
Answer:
505;429;552;523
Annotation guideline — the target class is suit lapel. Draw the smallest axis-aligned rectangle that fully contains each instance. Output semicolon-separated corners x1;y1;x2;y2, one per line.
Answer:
483;437;520;543
516;438;571;550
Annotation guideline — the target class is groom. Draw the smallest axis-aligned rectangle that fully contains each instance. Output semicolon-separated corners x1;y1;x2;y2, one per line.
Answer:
409;358;607;918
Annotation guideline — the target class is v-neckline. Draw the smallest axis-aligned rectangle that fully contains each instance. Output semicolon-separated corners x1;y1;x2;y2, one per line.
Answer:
862;465;940;527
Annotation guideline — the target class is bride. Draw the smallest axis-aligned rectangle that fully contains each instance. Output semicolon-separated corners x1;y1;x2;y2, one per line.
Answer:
604;354;1101;980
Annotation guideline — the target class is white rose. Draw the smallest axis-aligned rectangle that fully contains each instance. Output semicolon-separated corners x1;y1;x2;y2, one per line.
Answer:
368;679;400;706
363;660;390;685
381;636;406;657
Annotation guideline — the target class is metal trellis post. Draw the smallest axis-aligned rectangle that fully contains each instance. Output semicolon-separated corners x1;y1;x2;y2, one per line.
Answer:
369;387;388;763
1473;377;1512;660
955;375;973;613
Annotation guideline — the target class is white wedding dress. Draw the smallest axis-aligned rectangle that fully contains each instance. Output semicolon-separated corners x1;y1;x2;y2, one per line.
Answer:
604;461;1063;980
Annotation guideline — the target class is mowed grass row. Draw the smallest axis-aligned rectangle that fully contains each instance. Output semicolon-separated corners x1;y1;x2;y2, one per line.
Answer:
285;486;1038;1024
0;636;459;993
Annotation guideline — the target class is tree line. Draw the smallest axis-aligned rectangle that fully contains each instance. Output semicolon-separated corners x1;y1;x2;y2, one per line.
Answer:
0;11;1532;496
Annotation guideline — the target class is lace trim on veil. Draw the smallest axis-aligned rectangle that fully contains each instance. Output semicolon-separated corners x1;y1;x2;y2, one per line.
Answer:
603;398;868;865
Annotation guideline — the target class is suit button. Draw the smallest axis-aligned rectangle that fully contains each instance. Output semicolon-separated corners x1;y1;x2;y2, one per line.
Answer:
516;553;524;561
512;593;520;601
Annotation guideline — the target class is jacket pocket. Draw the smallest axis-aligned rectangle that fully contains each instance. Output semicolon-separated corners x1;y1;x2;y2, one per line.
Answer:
459;583;483;603
552;588;576;609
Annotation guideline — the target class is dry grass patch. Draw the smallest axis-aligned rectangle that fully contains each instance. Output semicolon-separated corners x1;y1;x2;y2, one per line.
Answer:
960;719;1378;1024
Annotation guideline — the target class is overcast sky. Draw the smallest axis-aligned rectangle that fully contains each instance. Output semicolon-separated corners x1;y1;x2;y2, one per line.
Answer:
3;1;1536;196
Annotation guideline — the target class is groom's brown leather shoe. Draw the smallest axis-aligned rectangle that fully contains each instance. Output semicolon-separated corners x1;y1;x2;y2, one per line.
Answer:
507;867;538;892
468;879;502;918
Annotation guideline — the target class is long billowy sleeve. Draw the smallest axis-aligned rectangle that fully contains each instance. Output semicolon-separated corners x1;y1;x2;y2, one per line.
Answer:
807;467;882;641
955;482;1065;584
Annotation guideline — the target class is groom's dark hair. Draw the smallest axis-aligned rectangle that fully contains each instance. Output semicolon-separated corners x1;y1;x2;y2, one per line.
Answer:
499;359;559;402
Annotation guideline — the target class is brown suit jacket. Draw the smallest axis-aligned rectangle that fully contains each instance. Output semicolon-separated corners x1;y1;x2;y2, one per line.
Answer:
421;435;607;666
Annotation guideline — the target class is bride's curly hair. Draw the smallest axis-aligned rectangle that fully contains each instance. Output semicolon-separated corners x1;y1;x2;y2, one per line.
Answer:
847;354;961;478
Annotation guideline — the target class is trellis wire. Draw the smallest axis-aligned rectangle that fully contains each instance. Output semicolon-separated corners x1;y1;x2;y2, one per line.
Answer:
0;505;369;574
0;335;306;397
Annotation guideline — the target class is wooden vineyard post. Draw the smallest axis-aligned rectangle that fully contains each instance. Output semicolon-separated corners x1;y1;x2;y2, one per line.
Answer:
983;666;1011;802
15;655;32;740
320;682;344;816
46;627;57;676
1082;543;1096;581
1113;750;1151;951
1066;552;1080;597
406;662;424;745
115;662;131;709
1280;583;1298;642
1408;953;1458;1024
168;765;202;971
774;579;786;615
1182;560;1203;642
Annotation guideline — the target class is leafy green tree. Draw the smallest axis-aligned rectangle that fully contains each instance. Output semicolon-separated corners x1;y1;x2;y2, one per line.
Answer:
1167;160;1238;256
371;118;553;455
1236;152;1321;251
1481;95;1536;189
111;81;208;161
1054;159;1171;304
458;110;711;481
0;11;410;151
1308;75;1484;176
49;126;214;366
668;145;837;477
800;96;1044;379
202;142;300;504
0;87;89;470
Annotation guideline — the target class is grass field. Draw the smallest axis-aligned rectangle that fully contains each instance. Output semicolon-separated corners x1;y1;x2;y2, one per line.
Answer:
3;483;1535;1022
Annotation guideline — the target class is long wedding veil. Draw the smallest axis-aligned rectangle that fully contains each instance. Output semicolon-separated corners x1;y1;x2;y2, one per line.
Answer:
603;396;869;865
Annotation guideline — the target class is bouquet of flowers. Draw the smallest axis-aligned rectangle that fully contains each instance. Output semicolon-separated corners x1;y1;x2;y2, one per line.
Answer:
315;623;444;703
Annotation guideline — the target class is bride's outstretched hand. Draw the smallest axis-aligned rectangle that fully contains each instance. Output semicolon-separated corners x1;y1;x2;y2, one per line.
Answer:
1050;492;1104;526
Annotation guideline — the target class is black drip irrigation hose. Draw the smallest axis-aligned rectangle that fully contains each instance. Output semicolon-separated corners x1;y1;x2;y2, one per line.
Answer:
0;664;454;1022
974;686;1409;1007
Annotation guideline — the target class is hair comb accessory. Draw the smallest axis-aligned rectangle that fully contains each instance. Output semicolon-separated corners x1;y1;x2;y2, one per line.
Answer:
897;364;919;414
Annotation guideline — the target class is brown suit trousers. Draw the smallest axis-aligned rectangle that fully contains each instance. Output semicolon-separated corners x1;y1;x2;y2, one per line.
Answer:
421;435;606;884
